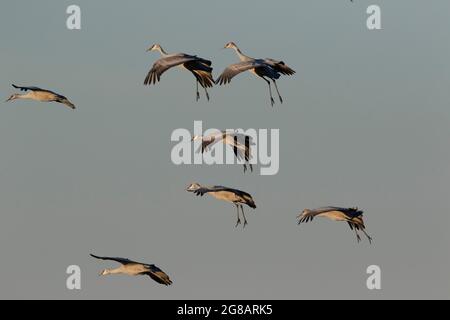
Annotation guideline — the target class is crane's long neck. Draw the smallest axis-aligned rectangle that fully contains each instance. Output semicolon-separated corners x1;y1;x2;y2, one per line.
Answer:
157;46;169;57
232;46;252;62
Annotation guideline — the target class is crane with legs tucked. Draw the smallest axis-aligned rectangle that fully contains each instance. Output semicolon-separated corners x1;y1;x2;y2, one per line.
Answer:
6;84;75;109
186;183;257;228
144;44;214;101
297;207;373;244
216;42;295;107
90;254;173;286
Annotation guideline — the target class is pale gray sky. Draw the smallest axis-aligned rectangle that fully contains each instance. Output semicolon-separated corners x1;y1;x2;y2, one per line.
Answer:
0;0;449;299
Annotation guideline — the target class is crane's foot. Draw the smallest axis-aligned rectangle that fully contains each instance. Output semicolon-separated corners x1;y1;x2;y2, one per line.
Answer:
270;98;275;107
196;92;200;102
367;236;373;245
356;235;362;243
235;219;241;228
279;96;284;104
243;220;248;229
206;92;210;102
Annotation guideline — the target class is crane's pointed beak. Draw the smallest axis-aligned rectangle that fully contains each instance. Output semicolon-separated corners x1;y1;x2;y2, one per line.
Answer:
5;97;13;103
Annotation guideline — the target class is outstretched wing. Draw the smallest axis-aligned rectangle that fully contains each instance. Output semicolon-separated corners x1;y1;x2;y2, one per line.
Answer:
12;84;58;95
90;254;135;266
146;265;173;286
297;208;330;224
227;187;256;208
326;207;364;219
144;54;199;85
216;61;267;85
196;134;221;154
298;207;363;224
190;185;223;197
13;84;44;92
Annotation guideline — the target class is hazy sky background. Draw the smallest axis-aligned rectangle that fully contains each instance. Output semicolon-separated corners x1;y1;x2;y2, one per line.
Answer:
0;0;449;300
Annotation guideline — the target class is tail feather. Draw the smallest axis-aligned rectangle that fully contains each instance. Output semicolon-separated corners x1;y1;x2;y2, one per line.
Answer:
193;70;215;88
246;197;257;209
277;63;296;76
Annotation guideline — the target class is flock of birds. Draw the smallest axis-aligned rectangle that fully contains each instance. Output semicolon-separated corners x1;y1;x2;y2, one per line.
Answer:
5;41;372;287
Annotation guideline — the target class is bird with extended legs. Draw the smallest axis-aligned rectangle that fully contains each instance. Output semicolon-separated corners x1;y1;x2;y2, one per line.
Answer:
191;130;255;173
297;207;373;244
216;42;295;107
144;44;215;102
186;183;257;228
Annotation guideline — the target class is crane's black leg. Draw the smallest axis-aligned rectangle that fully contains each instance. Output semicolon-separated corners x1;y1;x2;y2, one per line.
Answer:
355;229;362;243
196;81;200;101
204;86;210;101
261;77;275;107
362;230;373;244
240;205;248;228
273;80;283;104
243;163;253;173
235;204;241;228
348;222;360;243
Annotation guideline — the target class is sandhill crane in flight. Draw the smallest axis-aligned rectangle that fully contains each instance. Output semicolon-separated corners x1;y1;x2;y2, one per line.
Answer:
216;42;295;107
6;84;75;109
297;207;373;244
144;44;214;101
90;254;173;286
192;130;254;173
186;183;257;228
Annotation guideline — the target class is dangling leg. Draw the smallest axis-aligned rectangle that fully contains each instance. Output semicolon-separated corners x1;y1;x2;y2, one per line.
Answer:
243;163;253;173
245;141;253;173
204;86;210;101
235;204;241;228
196;81;200;101
362;229;373;244
261;77;275;107
240;205;248;228
348;222;361;243
273;80;283;104
355;229;362;243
